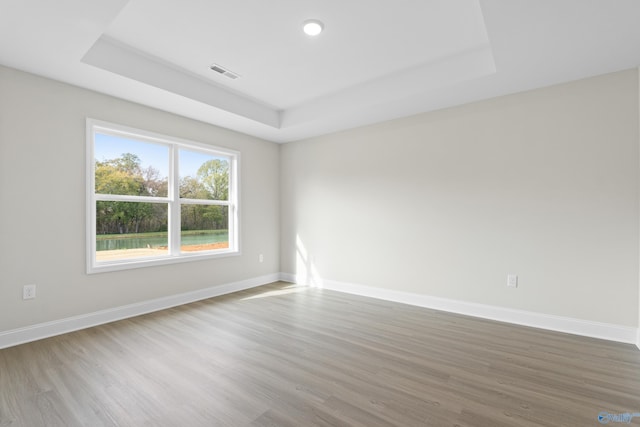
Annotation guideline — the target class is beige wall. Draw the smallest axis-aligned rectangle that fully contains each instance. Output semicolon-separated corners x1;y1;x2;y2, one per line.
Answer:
280;69;640;327
0;66;280;331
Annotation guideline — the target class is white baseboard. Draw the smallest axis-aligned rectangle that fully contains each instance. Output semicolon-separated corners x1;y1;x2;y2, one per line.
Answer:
279;272;298;283
0;273;280;350
281;273;639;345
4;273;636;350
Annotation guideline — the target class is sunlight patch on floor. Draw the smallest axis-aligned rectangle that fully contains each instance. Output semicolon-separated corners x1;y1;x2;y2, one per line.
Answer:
241;285;306;301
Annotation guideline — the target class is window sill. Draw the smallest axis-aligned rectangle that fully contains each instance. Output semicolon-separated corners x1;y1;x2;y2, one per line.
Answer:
87;249;241;274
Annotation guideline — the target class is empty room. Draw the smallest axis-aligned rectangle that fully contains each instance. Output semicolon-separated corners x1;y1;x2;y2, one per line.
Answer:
1;0;640;426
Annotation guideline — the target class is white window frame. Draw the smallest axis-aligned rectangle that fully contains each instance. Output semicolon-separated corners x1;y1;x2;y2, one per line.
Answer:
86;119;240;274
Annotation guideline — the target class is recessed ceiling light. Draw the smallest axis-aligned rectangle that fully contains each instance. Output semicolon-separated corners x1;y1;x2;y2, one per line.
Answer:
303;19;324;36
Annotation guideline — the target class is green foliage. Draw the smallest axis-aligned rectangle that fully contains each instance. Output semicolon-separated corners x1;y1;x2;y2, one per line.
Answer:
96;201;160;235
179;158;229;231
179;176;208;199
180;204;227;231
95;153;229;234
197;159;229;200
95;162;144;196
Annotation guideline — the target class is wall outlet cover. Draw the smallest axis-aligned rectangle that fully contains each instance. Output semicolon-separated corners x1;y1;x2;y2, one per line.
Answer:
23;284;37;300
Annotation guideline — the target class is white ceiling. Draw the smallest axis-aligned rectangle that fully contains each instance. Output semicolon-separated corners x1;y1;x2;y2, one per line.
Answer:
1;0;640;143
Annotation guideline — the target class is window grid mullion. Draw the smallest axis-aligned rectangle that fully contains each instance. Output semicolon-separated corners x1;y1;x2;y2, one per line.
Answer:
94;194;169;203
178;198;231;206
169;145;181;256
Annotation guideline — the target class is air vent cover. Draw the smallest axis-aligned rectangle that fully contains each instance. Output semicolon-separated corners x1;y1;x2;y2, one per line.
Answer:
210;63;240;80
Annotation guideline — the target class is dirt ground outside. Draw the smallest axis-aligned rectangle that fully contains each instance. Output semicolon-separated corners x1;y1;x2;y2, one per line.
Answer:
96;242;229;262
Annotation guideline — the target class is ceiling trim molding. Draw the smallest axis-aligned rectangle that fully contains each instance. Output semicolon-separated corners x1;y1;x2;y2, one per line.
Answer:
82;37;281;128
282;43;496;128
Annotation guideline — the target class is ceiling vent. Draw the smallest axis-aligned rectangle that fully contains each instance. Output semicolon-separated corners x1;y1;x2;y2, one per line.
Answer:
209;63;240;80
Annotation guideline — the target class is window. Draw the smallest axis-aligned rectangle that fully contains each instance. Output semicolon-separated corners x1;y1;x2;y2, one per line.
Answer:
86;119;239;273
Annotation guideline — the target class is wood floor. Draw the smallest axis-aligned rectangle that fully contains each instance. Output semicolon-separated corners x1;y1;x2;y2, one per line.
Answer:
1;282;639;427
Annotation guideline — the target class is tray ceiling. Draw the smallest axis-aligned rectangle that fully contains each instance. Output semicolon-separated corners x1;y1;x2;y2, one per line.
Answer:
1;0;640;142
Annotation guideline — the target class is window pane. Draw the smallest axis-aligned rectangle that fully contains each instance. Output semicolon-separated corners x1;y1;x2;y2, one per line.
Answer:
179;149;229;200
180;205;229;252
88;120;239;273
96;202;168;261
95;133;169;197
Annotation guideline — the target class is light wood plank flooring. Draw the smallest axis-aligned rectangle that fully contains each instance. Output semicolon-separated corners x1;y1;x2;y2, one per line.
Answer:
1;281;639;426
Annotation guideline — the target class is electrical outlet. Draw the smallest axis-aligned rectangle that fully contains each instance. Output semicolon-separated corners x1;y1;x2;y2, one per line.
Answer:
507;274;518;288
23;284;36;300
259;254;264;263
